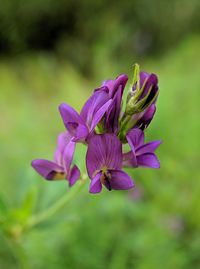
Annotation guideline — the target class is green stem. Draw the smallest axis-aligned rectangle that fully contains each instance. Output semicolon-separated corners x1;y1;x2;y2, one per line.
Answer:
26;177;87;228
118;114;131;141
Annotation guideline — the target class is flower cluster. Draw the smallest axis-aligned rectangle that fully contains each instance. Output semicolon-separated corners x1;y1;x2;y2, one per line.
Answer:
32;64;161;194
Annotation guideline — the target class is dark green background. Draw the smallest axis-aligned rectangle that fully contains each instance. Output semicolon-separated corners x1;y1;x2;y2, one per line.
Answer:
0;1;199;268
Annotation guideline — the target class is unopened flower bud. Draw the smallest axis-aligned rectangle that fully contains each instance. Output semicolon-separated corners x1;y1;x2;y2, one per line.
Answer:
135;104;156;130
125;66;159;115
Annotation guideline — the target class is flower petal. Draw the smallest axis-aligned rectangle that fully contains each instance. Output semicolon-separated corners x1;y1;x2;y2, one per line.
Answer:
97;74;128;133
54;132;72;165
68;165;80;186
80;87;110;126
102;74;128;98
62;138;76;175
89;172;102;193
59;103;84;125
140;72;149;87
108;170;134;190
140;73;158;100
31;159;65;180
71;124;89;142
136;140;162;155
86;134;122;178
126;128;144;150
137;153;160;168
136;104;156;130
104;88;122;133
122;152;137;167
90;99;112;131
59;103;88;140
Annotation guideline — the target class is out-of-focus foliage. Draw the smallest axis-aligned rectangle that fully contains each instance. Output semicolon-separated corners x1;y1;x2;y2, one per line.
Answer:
0;0;200;74
0;35;200;268
0;0;200;268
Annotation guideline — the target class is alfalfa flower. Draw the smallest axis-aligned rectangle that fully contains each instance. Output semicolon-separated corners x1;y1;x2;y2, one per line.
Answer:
59;87;112;142
86;134;134;193
31;63;162;195
99;74;128;133
123;128;161;168
31;132;80;186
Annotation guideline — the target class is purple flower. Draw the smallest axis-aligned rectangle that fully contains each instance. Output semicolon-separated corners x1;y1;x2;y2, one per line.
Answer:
31;64;162;195
86;134;134;193
136;72;158;103
134;104;156;130
102;74;128;99
31;132;80;186
123;128;161;169
99;74;128;133
131;72;158;130
59;88;112;142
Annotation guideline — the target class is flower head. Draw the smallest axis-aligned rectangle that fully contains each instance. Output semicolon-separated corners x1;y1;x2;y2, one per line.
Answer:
86;134;134;193
32;63;162;195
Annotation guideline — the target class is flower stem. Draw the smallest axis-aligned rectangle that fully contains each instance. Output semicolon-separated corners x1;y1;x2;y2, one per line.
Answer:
26;176;87;228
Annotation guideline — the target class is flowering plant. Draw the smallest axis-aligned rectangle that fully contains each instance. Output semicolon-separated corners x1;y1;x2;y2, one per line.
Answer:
32;64;161;194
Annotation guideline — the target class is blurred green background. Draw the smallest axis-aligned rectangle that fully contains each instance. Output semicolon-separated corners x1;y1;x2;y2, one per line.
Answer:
0;0;200;268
